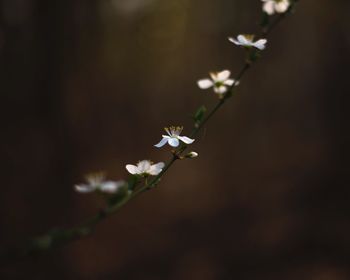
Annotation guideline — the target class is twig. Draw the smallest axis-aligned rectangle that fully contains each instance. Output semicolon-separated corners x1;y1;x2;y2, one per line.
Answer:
1;1;299;264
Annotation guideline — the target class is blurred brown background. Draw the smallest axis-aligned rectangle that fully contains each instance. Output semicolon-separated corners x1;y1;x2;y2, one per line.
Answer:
1;0;350;279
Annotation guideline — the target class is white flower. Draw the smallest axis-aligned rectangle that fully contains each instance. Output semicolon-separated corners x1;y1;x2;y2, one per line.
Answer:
126;160;165;176
197;70;239;97
74;173;126;194
154;126;195;148
228;34;267;50
262;0;290;15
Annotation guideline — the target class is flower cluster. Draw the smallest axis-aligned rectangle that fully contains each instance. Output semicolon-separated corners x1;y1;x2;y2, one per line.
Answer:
74;2;286;197
17;0;299;260
75;126;195;195
197;34;267;97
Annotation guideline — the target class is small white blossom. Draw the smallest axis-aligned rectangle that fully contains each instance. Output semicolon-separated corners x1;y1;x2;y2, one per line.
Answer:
154;126;195;148
126;160;165;176
75;173;126;194
197;70;239;97
262;0;290;15
228;34;267;50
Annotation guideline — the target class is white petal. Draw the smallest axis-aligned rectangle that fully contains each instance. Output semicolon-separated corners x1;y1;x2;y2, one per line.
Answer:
126;164;139;175
275;1;289;13
197;79;214;89
228;37;240;45
217;70;231;82
178;136;195;145
99;181;118;193
148;162;165;176
154;137;168;148
168;137;180;147
237;35;250;45
137;160;151;173
224;79;234;86
214;85;228;94
263;1;275;15
254;39;267;50
74;184;96;193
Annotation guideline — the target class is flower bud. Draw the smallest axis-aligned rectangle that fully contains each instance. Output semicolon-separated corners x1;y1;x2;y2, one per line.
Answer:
185;151;198;159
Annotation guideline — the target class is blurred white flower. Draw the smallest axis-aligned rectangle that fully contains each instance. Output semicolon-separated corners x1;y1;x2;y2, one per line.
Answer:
197;70;239;97
75;173;126;194
262;0;290;15
228;35;267;50
126;160;165;176
154;126;194;148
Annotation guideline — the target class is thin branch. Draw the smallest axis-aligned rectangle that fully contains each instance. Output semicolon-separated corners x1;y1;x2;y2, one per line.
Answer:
1;1;299;264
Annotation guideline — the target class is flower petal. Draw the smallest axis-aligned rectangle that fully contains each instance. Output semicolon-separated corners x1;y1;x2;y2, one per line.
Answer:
126;164;139;175
99;181;116;193
178;136;195;145
237;35;250;45
224;79;235;86
100;180;125;193
74;184;96;193
263;1;275;15
197;79;214;89
275;1;289;13
148;162;165;176
154;137;168;148
217;70;231;82
214;85;228;94
168;137;180;147
137;160;151;173
254;39;267;50
228;37;240;45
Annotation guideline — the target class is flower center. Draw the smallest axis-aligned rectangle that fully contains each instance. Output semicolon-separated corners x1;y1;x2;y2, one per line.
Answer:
165;126;183;137
243;34;255;42
86;172;105;185
214;81;224;88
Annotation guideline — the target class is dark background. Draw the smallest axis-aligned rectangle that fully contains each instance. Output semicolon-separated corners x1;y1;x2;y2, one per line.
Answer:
1;0;350;279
